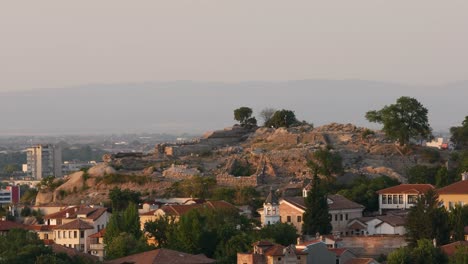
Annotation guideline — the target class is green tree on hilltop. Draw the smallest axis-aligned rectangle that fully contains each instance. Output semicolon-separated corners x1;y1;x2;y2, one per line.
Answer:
366;96;432;146
234;107;257;128
265;109;298;128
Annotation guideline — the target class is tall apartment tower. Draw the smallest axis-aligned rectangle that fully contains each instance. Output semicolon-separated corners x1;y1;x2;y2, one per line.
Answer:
26;144;62;180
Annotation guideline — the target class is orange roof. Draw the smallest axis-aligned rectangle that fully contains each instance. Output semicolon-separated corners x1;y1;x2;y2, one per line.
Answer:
89;228;106;238
377;184;434;194
28;225;56;231
345;258;377;264
54;218;94;230
0;220;27;231
328;248;348;256
437;180;468;195
105;249;216;264
264;244;285;256
440;241;468;256
44;206;108;221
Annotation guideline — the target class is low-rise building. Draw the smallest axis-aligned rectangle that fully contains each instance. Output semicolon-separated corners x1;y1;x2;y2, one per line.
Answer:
88;228;106;260
237;240;308;264
437;173;468;210
106;248;216;264
53;218;95;252
376;184;434;214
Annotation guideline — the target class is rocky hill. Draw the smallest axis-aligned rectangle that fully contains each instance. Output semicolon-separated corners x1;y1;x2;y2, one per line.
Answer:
34;123;446;205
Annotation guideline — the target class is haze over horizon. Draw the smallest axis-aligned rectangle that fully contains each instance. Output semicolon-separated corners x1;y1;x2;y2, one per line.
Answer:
0;2;466;135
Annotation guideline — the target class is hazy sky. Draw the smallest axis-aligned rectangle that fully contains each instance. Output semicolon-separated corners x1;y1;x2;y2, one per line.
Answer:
1;1;468;91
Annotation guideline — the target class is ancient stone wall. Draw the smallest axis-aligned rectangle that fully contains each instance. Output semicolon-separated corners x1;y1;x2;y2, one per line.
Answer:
162;164;201;180
216;173;259;187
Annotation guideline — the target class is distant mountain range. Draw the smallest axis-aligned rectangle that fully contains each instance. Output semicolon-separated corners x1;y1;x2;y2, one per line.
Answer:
0;79;466;135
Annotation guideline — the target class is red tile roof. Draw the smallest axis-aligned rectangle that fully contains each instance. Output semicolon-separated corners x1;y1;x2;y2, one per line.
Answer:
105;249;216;264
140;209;157;216
54;218;94;230
437;180;468;195
264;244;285;256
375;215;406;227
89;228;106;238
28;225;56;231
440;241;468;256
283;195;364;211
0;220;27;231
377;184;434;194
345;258;378;264
329;248;348;256
44;206;107;221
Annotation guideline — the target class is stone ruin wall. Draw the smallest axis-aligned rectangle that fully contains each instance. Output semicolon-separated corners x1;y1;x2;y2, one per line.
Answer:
216;173;259;187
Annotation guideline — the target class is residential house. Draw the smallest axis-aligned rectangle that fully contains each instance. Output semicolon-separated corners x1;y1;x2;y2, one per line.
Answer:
105;248;216;264
28;224;55;242
376;184;435;214
237;240;307;264
88;228;106;260
44;205;110;233
53;218;95;252
297;238;355;264
259;188;364;234
347;213;406;236
437;173;468;210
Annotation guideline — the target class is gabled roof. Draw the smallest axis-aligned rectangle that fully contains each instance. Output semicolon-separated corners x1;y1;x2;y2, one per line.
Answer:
140;209;157;216
0;220;27;231
437;180;468;195
345;258;379;264
282;195;364;212
89;228;106;238
440;241;468;256
377;184;434;194
375;215;406;227
44;206;108;221
329;248;348;257
54;218;94;230
264;244;285;256
265;190;279;205
105;249;216;264
28;225;56;231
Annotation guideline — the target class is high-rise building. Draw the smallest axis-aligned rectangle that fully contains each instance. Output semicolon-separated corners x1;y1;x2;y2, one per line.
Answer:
26;144;62;180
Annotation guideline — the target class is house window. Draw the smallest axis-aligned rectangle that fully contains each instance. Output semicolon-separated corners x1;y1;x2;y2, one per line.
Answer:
57;219;62;225
69;231;72;238
393;195;398;204
80;231;84;238
335;214;338;221
57;231;61;238
449;202;454;209
79;244;84;252
399;195;403;204
74;231;77;238
278;257;281;261
408;195;417;204
388;195;392;204
44;234;48;239
63;231;66;238
345;214;348;220
382;195;387;204
287;216;291;223
297;216;302;223
340;214;343;221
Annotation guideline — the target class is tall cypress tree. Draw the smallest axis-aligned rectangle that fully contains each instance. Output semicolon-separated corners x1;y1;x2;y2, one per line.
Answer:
302;170;332;235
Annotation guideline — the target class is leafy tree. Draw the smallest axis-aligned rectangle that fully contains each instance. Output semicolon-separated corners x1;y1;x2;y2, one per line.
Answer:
387;246;412;264
450;116;468;150
449;244;468;264
259;108;277;126
407;165;439;185
144;215;177;248
214;233;253;264
448;204;468;241
165;176;217;199
265;109;299;128
258;222;298;246
108;188;141;212
302;171;332;235
233;107;257;128
338;175;399;212
366;96;432;146
308;149;343;178
405;189;450;247
105;232;150;260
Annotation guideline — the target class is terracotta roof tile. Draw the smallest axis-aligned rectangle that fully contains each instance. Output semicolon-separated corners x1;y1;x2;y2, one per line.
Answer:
54;218;94;230
0;220;27;231
89;228;106;238
44;206;108;221
437;180;468;195
375;215;406;227
440;241;468;256
282;195;364;211
345;258;378;264
377;184;434;194
105;249;216;264
329;248;348;256
264;244;285;256
140;209;157;216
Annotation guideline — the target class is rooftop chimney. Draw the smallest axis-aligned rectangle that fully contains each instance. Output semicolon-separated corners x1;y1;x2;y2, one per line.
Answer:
462;171;468;181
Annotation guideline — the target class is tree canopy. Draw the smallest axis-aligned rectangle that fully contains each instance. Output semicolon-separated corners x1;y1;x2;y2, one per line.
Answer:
233;107;257;128
265;109;298;128
365;96;432;146
450;116;468;149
